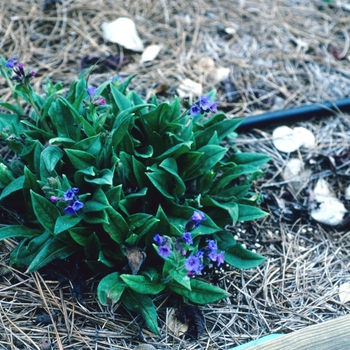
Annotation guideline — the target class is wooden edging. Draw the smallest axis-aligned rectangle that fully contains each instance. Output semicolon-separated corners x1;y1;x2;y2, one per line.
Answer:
243;314;350;350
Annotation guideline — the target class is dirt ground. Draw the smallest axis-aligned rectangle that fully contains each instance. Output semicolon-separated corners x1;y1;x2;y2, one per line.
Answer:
1;0;350;349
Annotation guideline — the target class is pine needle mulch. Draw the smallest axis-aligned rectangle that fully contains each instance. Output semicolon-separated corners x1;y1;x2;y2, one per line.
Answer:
1;0;350;349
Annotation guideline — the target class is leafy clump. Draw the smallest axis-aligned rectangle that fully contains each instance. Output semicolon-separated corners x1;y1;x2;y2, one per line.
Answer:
0;57;269;335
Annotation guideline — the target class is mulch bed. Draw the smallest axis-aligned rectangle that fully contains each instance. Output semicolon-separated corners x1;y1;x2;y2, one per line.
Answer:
1;0;350;349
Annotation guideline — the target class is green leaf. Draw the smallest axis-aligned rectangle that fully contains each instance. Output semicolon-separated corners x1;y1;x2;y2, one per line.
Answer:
68;227;92;246
30;191;60;233
121;288;159;335
238;203;268;222
223;242;266;269
0;225;42;240
98;272;126;305
54;215;82;235
168;269;191;291
229;152;270;167
210;165;262;193
195;118;242;148
110;84;132;110
0;101;23;115
159;158;185;197
120;274;165;295
27;237;75;273
103;207;130;244
167;279;230;304
40;145;64;172
0;175;24;200
65;149;96;169
201;196;239;224
83;187;110;212
84;232;101;259
184;145;227;180
146;169;174;199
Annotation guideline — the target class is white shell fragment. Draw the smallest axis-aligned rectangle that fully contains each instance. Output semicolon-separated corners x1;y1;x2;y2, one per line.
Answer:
339;283;350;304
310;195;347;226
272;126;315;153
209;67;230;83
140;44;162;63
313;178;334;197
283;158;311;191
345;184;350;200
310;179;347;226
101;17;144;52
177;78;203;98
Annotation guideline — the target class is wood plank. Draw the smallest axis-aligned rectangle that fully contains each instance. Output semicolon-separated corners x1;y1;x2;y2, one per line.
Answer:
244;314;350;350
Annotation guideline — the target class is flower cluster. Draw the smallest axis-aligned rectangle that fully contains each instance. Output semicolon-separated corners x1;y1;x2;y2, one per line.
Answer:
87;86;106;106
189;95;218;116
6;58;35;85
153;211;225;278
50;188;84;215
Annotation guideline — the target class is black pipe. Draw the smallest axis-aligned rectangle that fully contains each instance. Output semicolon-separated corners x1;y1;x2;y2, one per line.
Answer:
236;97;350;132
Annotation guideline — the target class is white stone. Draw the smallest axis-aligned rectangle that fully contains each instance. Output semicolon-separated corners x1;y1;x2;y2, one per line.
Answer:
101;17;144;52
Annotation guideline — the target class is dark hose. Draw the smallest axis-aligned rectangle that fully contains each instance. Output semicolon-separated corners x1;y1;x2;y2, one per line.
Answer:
236;97;350;132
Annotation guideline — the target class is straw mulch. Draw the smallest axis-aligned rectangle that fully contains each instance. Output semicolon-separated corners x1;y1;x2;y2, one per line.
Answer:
1;0;350;349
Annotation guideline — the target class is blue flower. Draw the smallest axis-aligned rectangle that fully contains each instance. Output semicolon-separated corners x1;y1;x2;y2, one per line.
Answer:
64;189;76;201
185;211;205;232
87;87;97;97
5;58;15;69
64;206;75;215
158;245;171;258
184;255;203;274
72;200;84;211
209;102;217;112
208;250;217;262
189;104;200;116
199;95;211;110
153;233;164;245
216;251;225;266
182;232;193;244
196;250;204;259
207;239;217;251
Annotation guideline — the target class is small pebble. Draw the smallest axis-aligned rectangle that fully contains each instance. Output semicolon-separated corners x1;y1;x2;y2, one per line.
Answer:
134;345;157;350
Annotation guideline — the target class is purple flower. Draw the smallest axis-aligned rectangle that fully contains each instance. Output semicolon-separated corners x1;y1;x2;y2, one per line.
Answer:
208;250;217;262
64;201;84;215
185;211;205;232
196;250;204;259
185;255;203;274
216;251;225;266
72;200;84;211
5;58;15;69
191;211;205;227
207;239;217;251
50;196;60;203
98;98;106;105
158;245;171;258
182;232;193;244
87;87;97;97
29;71;36;77
199;95;211;110
64;205;76;215
64;189;75;201
209;102;217;112
17;63;24;71
189;105;200;116
153;233;164;245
